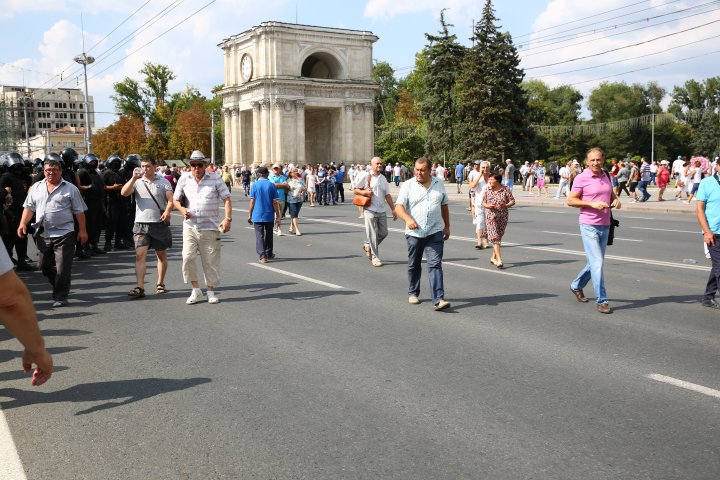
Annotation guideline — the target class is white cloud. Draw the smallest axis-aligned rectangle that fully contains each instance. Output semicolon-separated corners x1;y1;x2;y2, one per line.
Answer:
363;0;481;24
521;0;720;103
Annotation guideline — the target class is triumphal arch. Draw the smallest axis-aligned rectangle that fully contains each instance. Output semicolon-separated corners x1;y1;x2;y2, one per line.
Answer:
218;22;378;167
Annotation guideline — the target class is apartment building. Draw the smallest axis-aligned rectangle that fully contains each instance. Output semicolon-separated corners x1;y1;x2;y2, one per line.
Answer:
0;84;95;141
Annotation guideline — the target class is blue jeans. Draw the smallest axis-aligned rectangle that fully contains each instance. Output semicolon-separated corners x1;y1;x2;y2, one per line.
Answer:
571;224;610;304
638;180;650;201
503;178;514;190
406;230;445;304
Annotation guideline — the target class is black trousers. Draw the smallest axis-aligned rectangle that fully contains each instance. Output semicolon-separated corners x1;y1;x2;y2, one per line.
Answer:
254;222;274;259
704;237;720;300
36;231;75;301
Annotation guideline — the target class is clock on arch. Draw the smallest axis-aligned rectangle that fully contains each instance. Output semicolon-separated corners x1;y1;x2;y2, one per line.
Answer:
241;54;253;82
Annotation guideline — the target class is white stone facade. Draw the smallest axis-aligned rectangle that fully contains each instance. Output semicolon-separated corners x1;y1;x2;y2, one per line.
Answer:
217;22;378;167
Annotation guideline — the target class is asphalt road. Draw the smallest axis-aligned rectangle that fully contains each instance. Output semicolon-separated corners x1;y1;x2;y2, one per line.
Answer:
1;185;718;480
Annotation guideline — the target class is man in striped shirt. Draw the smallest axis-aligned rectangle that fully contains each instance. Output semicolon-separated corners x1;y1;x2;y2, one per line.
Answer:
395;157;451;311
173;151;232;305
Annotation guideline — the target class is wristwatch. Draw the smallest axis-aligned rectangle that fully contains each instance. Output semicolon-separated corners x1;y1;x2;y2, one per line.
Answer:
224;217;232;222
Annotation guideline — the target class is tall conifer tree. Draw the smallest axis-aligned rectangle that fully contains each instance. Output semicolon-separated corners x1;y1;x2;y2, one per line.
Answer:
417;9;466;162
458;0;533;161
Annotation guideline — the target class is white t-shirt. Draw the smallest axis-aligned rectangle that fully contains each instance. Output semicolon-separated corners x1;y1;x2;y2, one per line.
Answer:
559;166;570;180
468;170;481;193
672;159;685;175
435;165;446;180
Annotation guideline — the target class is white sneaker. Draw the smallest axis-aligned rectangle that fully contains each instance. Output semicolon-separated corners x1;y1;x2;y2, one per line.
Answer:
408;295;421;305
186;290;205;305
372;257;383;267
207;294;219;304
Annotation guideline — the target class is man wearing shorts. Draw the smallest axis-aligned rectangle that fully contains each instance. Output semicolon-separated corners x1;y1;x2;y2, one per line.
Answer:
121;156;174;298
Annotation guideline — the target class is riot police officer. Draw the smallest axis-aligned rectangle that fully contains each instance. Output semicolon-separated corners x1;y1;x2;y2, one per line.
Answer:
102;155;128;250
78;154;107;255
0;152;37;270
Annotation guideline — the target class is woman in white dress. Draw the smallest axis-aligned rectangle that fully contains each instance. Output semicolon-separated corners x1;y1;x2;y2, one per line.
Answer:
307;166;318;206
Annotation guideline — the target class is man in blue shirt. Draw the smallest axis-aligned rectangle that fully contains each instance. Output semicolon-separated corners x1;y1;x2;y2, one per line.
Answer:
696;171;720;308
395;157;451;311
334;164;346;203
455;162;465;193
248;166;281;263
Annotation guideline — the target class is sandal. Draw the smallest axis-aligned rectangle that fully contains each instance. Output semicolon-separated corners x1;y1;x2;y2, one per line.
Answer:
156;284;167;294
128;287;145;298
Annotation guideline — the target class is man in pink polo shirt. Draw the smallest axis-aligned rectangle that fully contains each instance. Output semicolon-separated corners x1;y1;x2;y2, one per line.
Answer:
567;147;621;314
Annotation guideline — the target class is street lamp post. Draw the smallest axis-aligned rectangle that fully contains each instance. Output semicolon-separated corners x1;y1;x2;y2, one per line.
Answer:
73;53;95;154
20;88;32;159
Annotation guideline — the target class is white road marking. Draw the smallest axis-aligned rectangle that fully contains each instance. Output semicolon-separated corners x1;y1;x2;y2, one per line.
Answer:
248;263;344;289
542;231;642;242
647;374;720;399
631;226;701;234
236;208;709;271
443;260;535;279
540;210;567;214
0;408;27;480
622;216;655;220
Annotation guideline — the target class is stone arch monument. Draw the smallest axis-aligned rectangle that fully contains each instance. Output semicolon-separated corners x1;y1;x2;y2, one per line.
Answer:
218;22;379;167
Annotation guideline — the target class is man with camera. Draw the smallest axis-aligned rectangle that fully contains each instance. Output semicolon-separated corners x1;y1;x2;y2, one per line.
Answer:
121;156;174;298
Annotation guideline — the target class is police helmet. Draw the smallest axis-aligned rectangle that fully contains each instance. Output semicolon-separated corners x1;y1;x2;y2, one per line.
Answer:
73;155;88;171
84;154;100;168
60;147;78;165
44;152;64;168
107;154;122;170
1;152;25;168
123;153;142;170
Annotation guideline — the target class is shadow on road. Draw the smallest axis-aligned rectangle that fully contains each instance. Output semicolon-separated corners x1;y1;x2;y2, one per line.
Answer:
0;377;211;415
611;294;699;311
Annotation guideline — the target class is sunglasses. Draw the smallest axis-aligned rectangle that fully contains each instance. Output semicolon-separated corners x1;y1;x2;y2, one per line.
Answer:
190;163;206;168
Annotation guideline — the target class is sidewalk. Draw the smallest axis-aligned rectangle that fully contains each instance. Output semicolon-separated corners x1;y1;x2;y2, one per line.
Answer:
383;181;696;215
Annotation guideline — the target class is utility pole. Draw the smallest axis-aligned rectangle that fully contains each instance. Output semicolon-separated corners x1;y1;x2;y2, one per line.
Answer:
210;110;216;166
74;53;95;153
21;88;32;159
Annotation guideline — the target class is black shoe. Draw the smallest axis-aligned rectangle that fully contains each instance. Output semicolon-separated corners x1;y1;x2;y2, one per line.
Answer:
16;262;38;271
91;245;107;255
702;298;720;309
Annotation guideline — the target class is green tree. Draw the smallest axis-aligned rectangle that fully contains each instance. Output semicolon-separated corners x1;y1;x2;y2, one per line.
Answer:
373;61;398;125
457;0;533;162
374;121;425;166
670;77;720;156
417;9;466;161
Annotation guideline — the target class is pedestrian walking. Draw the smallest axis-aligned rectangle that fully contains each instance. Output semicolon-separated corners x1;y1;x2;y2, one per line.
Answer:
248;166;281;263
567;148;621;314
695;167;720;309
657;160;671;201
395;157;451;311
353;156;397;267
482;174;515;268
173;151;232;305
121;156;174;298
18;158;88;307
286;167;307;236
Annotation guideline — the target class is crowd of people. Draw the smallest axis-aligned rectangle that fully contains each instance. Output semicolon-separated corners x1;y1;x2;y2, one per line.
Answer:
3;146;720;387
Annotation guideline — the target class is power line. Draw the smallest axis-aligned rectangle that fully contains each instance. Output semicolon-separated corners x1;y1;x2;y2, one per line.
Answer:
515;0;659;39
86;0;154;54
518;0;686;46
524;17;720;70
89;0;218;81
526;31;720;79
519;0;720;55
568;48;720;86
50;0;187;90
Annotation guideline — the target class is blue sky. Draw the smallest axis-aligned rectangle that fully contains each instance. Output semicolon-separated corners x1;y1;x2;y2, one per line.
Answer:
1;0;718;129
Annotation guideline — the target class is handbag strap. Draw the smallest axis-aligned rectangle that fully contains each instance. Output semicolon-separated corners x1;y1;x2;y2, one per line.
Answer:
140;179;165;216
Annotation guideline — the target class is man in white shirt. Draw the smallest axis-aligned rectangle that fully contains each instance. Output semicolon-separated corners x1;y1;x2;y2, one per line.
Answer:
555;161;571;199
435;163;446;182
353;157;397;267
